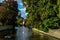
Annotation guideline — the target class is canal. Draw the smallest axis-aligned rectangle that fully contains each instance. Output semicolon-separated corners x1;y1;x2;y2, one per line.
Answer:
0;26;60;40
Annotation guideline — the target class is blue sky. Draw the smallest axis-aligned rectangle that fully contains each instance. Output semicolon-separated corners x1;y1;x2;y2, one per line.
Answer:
0;0;3;3
18;0;27;19
0;0;28;19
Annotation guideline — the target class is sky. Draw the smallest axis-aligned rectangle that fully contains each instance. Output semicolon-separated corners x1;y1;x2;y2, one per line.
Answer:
0;0;3;3
0;0;28;19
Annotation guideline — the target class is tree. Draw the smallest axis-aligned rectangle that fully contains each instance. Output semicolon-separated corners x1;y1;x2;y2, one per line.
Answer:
0;0;18;26
57;0;60;27
23;0;59;32
0;7;8;25
17;17;23;26
0;3;2;6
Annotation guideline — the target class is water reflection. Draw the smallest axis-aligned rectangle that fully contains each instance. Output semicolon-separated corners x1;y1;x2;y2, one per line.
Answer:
29;32;60;40
0;26;60;40
16;26;60;40
16;26;32;40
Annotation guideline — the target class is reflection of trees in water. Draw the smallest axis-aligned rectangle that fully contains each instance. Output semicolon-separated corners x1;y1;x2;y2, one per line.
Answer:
29;32;60;40
16;27;32;40
29;34;41;40
29;32;42;40
0;27;60;40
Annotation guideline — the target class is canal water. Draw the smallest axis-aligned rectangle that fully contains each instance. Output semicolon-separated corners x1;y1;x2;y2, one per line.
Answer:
0;26;60;40
16;26;32;40
15;26;60;40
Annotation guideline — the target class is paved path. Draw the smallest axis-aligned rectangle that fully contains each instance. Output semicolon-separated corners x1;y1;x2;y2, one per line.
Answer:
48;29;60;38
32;28;60;39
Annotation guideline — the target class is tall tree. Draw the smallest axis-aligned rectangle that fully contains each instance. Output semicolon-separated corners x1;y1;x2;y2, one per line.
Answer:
0;0;18;26
23;0;59;31
57;0;60;26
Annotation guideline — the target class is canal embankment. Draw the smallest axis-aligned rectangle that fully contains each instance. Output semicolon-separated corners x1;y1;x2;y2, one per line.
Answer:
32;28;60;39
0;25;14;38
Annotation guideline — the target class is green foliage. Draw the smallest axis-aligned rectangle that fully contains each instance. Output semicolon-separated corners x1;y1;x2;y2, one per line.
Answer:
40;17;59;29
0;3;2;6
57;0;60;18
17;17;23;25
23;0;60;32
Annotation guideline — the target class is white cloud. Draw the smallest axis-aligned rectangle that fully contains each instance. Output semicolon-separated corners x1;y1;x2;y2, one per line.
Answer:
19;8;26;12
25;13;28;16
18;3;23;5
